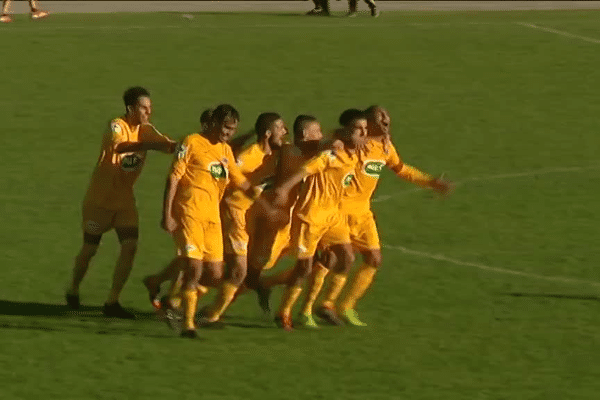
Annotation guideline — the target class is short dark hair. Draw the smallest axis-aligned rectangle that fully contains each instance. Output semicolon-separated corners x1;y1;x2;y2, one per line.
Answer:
339;108;365;127
200;108;213;128
123;86;150;109
364;105;385;120
255;112;282;141
293;115;318;143
212;104;240;125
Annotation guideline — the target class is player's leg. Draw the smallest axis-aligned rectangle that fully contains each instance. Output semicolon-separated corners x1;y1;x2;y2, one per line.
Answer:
28;0;49;19
179;257;204;338
66;203;113;309
347;0;358;16
142;257;181;308
338;211;381;325
320;0;331;15
102;226;138;318
363;0;378;16
1;0;13;23
276;257;312;331
298;248;335;328
306;0;322;15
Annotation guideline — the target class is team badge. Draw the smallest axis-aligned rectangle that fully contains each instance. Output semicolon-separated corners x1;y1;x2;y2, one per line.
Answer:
342;172;354;187
111;122;122;134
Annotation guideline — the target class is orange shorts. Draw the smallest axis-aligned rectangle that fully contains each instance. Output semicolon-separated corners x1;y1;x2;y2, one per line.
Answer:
347;210;380;251
291;213;351;259
173;218;223;262
81;201;138;235
222;206;250;256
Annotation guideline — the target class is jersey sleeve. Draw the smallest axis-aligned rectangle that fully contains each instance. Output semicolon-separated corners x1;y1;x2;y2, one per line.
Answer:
139;124;173;144
226;145;249;188
109;119;128;148
385;140;404;171
302;150;334;175
170;136;192;181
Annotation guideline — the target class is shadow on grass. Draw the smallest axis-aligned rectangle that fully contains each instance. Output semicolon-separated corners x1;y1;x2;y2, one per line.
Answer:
0;299;156;319
500;292;600;301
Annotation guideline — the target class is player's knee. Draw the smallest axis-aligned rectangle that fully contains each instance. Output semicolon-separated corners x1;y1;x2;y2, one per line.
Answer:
336;246;355;273
79;243;99;260
229;264;247;286
364;250;382;269
119;240;138;257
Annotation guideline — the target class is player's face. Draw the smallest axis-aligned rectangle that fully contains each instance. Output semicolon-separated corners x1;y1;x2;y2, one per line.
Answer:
130;96;152;125
368;109;390;137
268;119;288;148
217;118;239;143
349;118;368;146
302;121;323;142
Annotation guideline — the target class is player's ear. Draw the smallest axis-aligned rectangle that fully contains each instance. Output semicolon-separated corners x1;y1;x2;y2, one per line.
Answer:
126;105;133;115
265;129;272;139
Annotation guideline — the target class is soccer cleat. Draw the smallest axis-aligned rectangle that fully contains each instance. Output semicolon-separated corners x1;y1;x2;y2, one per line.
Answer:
180;329;198;339
346;12;358;18
142;276;161;310
164;307;183;332
275;314;293;332
341;309;367;327
256;284;272;314
371;7;380;17
315;304;344;326
30;9;49;20
306;7;323;15
297;313;320;329
196;317;226;329
65;293;80;310
0;14;13;23
102;302;136;319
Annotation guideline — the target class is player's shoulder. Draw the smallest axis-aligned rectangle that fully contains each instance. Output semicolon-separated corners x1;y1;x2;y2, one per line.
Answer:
108;117;127;135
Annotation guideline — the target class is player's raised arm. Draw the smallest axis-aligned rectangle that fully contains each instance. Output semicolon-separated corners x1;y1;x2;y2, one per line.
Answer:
116;124;176;154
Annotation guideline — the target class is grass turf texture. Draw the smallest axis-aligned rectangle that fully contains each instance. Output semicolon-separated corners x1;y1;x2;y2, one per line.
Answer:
1;9;600;399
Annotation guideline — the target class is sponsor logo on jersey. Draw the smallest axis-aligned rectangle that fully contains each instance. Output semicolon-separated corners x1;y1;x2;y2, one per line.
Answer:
342;172;355;187
209;161;228;179
111;122;122;134
363;160;385;178
120;152;144;171
176;143;187;160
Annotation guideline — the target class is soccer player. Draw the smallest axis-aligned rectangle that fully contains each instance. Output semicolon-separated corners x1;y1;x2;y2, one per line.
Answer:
319;106;453;326
198;112;288;324
267;113;368;331
1;0;48;22
66;87;177;319
245;115;326;305
347;0;378;17
161;104;274;338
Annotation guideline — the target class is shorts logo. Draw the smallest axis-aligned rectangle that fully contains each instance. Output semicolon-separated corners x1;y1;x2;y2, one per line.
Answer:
85;220;102;234
258;176;275;191
176;143;187;160
111;122;122;134
209;161;228;179
342;172;354;187
120;152;144;171
363;160;385;178
185;244;197;253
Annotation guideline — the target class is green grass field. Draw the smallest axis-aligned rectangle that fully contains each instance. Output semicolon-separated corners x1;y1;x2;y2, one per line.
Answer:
1;9;600;400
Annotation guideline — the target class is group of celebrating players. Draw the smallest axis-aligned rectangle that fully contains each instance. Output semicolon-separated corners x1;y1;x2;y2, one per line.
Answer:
65;86;453;339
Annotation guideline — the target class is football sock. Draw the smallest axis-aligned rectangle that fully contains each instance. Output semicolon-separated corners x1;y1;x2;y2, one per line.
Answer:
320;272;347;309
300;262;329;316
279;285;303;317
182;289;198;330
204;281;238;322
339;264;377;311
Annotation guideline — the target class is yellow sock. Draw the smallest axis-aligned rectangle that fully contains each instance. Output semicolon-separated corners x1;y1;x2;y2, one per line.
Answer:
205;281;239;322
339;264;377;311
300;262;329;316
262;267;295;289
197;284;209;296
182;289;198;331
320;273;347;309
278;285;303;317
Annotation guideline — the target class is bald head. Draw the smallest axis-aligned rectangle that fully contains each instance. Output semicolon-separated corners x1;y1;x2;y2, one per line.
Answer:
364;105;390;137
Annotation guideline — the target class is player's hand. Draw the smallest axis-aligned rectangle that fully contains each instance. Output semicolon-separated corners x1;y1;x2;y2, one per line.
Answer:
430;175;455;197
161;215;178;234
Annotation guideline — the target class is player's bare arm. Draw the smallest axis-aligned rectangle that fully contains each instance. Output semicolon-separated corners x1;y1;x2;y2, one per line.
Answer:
161;175;180;233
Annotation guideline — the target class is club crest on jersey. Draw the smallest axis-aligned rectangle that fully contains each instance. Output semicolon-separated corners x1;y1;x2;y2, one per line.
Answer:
209;161;227;179
363;160;385;178
342;172;354;187
120;152;144;171
111;122;122;134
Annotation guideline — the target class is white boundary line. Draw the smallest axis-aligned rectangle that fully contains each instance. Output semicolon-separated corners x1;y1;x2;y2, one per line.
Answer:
373;163;600;203
516;22;600;44
384;243;600;288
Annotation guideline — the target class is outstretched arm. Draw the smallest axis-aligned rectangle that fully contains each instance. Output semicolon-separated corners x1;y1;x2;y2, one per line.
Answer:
116;124;176;154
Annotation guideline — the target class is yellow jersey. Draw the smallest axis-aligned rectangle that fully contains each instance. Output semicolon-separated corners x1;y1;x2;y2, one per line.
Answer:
170;133;247;223
84;117;170;210
223;142;278;213
295;147;359;225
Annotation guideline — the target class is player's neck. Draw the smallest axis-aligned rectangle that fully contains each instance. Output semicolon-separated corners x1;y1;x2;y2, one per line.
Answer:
259;139;272;155
201;131;221;145
124;114;140;127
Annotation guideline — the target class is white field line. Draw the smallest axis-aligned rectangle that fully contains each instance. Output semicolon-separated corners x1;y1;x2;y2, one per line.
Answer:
384;243;600;288
373;163;600;203
516;22;600;44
